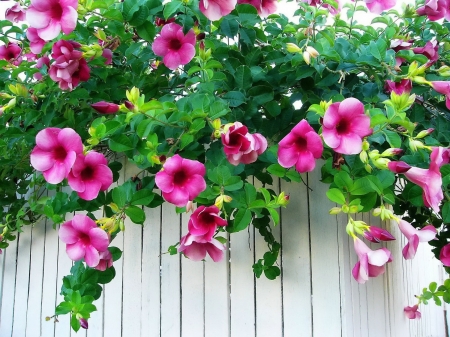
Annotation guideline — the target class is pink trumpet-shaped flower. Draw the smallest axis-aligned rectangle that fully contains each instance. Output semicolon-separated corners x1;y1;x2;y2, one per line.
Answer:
221;122;267;165
0;43;22;65
26;28;47;54
390;39;413;66
155;154;206;207
352;237;392;284
363;226;395;243
302;0;341;14
363;0;396;14
277;119;323;173
413;40;439;67
26;0;78;41
59;214;110;267
5;3;26;23
101;48;113;65
91;101;119;114
68;151;113;201
431;81;450;110
34;55;50;80
404;305;421;319
30;127;83;184
237;0;277;16
440;243;450;266
199;0;237;21
95;250;113;271
398;220;437;259
152;23;196;70
417;0;449;21
178;233;226;262
322;98;372;155
384;79;412;95
188;205;227;241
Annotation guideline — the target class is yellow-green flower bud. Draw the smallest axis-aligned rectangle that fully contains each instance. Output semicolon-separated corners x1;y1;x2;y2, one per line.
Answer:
306;46;319;58
329;207;342;215
303;51;311;65
286;43;302;53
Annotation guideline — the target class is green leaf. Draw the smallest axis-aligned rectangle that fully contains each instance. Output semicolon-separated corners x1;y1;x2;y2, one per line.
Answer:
130;189;155;206
235;65;252;89
109;134;134;152
125;205;146;224
247;86;274;105
223;91;246;107
268;207;280;225
264;266;280;280
220;18;239;38
326;188;346;204
180;133;194;149
136;21;156;42
231;209;252;232
383;130;402;148
334;171;353;190
375;170;395;189
249;200;265;209
97;267;116;284
263;251;278;266
71;314;81;332
163;0;182;19
112;187;127;208
108;247;122;261
55;302;73;315
267;164;286;177
350;177;375;195
430;282;438;293
442;202;450;223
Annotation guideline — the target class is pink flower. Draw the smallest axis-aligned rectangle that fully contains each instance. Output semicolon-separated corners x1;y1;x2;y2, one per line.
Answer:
95;250;113;271
221;122;268;165
237;0;277;16
188;205;227;241
59;214;110;268
384;79;412;95
152;23;196;70
363;226;395;243
33;55;50;80
398;220;437;259
390;39;413;66
440;243;450;266
199;0;237;21
26;28;47;54
30;127;83;184
91;101;119;114
302;0;340;14
26;0;78;41
68;151;113;201
413;41;439;67
363;0;396;14
0;43;22;65
322;98;372;155
352;237;392;284
79;318;89;329
431;81;450;110
5;3;26;23
404;305;421;319
155;154;206;207
101;48;112;65
277;119;323;173
417;0;450;21
178;233;226;262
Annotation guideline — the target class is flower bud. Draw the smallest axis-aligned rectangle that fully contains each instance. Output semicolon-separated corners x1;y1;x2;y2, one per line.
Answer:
286;43;302;53
415;128;434;139
412;76;430;85
306;46;319;58
364;163;373;173
349;205;359;213
303;51;311;65
436;65;450;77
79;318;88;329
372;157;390;169
359;151;368;164
362;140;370;151
186;201;194;213
381;148;403;157
277;192;290;207
124;100;135;111
364;226;395;243
329;207;342;215
91;101;119;114
342;205;349;213
409;139;425;152
109;202;120;213
211;118;221;130
372;208;382;216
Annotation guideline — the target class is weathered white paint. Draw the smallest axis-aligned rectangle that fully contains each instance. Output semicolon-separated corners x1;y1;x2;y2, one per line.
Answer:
0;163;447;337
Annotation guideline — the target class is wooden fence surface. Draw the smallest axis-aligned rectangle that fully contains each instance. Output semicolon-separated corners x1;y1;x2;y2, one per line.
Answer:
0;162;448;337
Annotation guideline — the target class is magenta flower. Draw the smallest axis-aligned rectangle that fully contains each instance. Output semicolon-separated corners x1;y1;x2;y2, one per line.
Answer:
155;154;206;207
431;81;450;110
221;122;268;165
30;127;83;184
68;151;113;201
101;48;113;65
237;0;277;16
79;318;89;329
398;220;437;259
404;305;421;319
363;0;396;14
0;43;22;65
363;226;395;243
322;98;372;155
178;233;226;262
26;0;78;41
413;41;439;67
152;23;196;70
277;119;323;173
188;205;227;241
26;28;47;54
95;250;113;271
199;0;237;21
91;101;119;114
302;0;340;14
440;243;450;266
390;39;413;66
5;3;26;23
59;214;110;267
352;237;392;284
384;79;412;95
33;55;50;81
417;0;449;21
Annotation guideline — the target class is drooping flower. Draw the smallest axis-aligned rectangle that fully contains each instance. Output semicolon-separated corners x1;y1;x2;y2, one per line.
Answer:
390;39;413;66
417;0;449;21
152;23;196;70
155;154;206;207
26;0;78;41
413;40;439;67
322;98;372;155
363;226;395;243
404;305;421;319
0;43;22;65
91;101;119;114
33;55;50;81
277;119;323;173
221;122;268;165
26;28;47;54
362;0;396;14
95;250;113;271
398;220;437;259
199;0;237;21
59;214;110;267
430;81;450;110
101;48;113;65
68;151;113;201
5;3;26;23
237;0;277;16
188;205;227;241
352;237;392;284
384;79;412;95
178;233;226;262
30;127;83;184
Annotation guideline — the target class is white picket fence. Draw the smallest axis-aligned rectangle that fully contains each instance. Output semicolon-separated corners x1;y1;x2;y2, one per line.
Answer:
0;162;448;337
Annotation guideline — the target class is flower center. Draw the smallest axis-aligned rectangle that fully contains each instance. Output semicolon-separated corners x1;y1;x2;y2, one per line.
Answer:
81;166;94;180
336;120;350;135
294;137;307;151
200;212;215;226
78;232;90;245
173;170;187;185
50;5;63;19
53;146;67;161
169;39;182;51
